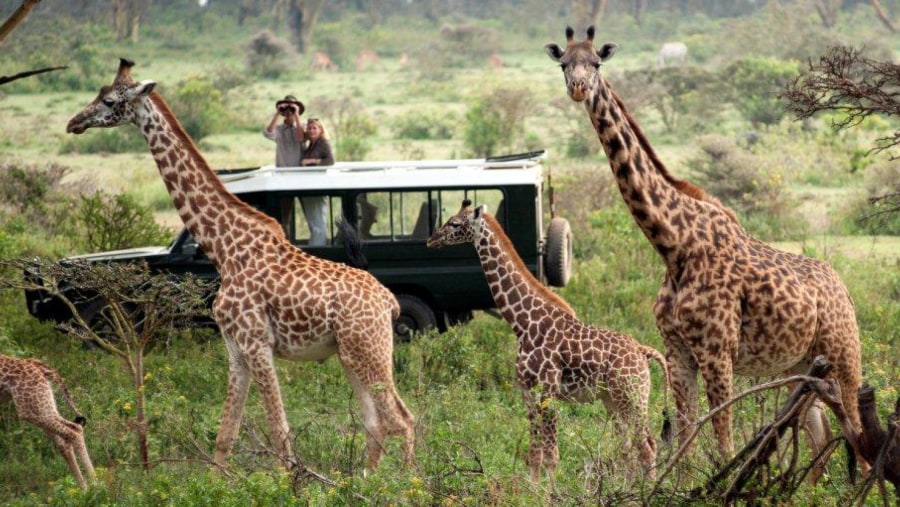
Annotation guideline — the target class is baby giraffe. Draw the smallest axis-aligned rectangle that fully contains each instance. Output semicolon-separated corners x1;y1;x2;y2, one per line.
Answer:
0;354;95;489
427;201;669;481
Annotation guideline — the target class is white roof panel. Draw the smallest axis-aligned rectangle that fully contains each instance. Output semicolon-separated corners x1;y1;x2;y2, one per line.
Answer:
220;154;546;194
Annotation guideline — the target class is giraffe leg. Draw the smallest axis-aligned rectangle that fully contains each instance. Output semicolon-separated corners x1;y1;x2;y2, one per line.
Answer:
338;328;415;470
522;388;549;481
697;355;736;460
47;431;87;490
245;350;293;469
654;278;699;450
802;397;833;484
213;342;252;468
15;382;93;489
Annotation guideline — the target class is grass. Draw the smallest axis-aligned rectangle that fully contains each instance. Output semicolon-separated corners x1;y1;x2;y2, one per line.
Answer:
1;5;899;506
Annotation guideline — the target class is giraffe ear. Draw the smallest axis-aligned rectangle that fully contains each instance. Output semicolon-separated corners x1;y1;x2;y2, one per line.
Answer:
597;43;618;62
136;80;156;97
545;43;564;61
473;205;487;218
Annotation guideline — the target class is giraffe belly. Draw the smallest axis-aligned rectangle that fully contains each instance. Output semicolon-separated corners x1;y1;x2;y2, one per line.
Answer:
274;333;338;361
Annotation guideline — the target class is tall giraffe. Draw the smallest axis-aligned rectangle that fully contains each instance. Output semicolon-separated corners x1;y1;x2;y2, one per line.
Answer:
427;201;669;481
546;26;864;470
0;355;95;490
66;59;415;471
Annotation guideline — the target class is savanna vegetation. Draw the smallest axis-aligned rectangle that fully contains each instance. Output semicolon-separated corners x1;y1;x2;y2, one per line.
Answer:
0;0;899;504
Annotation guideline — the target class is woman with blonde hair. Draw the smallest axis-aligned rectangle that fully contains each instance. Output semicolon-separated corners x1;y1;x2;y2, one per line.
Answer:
301;118;335;166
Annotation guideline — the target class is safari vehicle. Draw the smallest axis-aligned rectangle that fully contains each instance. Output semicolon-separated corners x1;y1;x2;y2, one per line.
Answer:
25;151;572;340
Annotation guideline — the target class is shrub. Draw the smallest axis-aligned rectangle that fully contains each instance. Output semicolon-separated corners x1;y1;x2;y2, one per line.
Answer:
78;192;174;252
391;109;457;140
308;96;377;161
0;162;85;243
165;77;230;141
686;134;805;239
721;57;800;127
463;87;537;157
618;66;722;134
245;30;296;79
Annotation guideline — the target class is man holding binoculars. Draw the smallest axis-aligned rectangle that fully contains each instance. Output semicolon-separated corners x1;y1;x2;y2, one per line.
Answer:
264;94;306;167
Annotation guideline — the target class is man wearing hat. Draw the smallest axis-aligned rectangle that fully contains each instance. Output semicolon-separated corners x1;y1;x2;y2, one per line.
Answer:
264;95;306;167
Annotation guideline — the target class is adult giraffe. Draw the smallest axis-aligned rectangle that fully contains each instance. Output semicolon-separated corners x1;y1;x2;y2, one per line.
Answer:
546;26;864;472
66;59;415;471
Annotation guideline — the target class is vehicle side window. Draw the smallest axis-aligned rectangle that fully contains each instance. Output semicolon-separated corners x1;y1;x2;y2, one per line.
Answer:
437;189;506;229
279;195;343;247
357;191;434;241
355;189;506;243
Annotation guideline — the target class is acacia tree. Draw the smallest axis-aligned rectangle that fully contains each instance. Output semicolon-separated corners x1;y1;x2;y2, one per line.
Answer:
0;259;213;470
782;45;900;221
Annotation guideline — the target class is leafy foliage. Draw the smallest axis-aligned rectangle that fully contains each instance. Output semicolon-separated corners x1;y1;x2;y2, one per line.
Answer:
78;192;174;252
722;57;799;127
463;87;537;157
245;30;297;79
308;95;377;161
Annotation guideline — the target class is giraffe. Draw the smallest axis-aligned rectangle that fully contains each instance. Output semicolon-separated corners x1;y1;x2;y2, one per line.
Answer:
546;26;865;474
427;200;669;481
0;354;95;490
66;59;415;471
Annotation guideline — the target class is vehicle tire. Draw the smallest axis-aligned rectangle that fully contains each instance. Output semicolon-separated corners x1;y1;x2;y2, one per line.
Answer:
394;294;438;342
545;217;573;287
440;310;474;332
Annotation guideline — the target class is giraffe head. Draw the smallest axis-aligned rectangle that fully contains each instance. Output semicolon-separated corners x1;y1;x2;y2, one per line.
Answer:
66;58;157;134
426;199;486;248
545;26;617;102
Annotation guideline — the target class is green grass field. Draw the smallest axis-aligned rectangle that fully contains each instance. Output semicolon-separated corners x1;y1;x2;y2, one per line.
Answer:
1;4;899;505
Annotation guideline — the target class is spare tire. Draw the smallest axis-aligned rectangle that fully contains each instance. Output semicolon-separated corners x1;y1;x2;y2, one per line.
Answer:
544;217;572;287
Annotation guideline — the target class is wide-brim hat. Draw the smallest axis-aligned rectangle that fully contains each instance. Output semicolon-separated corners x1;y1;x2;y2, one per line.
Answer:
275;95;305;115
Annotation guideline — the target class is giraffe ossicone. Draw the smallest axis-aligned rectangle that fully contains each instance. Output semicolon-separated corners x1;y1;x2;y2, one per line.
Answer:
427;201;670;481
0;355;95;490
66;58;415;471
547;26;866;479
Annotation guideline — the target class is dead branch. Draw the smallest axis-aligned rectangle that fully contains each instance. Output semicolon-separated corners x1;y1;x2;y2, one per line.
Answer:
0;0;41;44
0;66;68;86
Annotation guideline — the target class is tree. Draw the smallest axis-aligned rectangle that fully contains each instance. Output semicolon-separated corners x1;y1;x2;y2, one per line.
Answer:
782;45;900;221
0;259;213;470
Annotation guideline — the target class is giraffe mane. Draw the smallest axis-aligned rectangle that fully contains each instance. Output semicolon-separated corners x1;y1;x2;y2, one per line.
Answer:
609;87;739;223
481;212;577;317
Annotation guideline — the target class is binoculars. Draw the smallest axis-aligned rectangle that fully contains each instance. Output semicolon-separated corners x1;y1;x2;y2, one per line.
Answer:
278;105;298;115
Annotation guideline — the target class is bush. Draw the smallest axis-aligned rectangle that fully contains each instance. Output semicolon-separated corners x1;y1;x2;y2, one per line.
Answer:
165;77;230;141
391;109;457;140
0;162;84;245
463;87;537;157
78;192;174;252
686;134;806;239
245;30;296;79
308;96;377;161
618;66;722;134
721;57;800;127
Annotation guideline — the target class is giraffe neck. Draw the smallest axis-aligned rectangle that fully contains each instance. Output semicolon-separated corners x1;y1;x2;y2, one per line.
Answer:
586;78;702;264
138;93;283;265
474;214;575;334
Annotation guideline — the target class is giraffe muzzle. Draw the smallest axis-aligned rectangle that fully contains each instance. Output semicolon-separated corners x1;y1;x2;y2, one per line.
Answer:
569;81;588;102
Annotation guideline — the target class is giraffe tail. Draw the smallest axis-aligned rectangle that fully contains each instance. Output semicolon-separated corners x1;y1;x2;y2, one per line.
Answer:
32;360;87;426
640;345;672;443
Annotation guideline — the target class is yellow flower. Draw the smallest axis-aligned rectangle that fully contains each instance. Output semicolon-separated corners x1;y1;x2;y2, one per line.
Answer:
123;402;133;412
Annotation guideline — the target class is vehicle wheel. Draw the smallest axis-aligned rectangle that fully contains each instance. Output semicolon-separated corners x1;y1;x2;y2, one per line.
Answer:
545;217;573;287
441;310;474;332
394;294;438;342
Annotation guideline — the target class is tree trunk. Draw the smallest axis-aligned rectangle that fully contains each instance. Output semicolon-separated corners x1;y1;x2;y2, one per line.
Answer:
814;0;843;29
291;0;325;55
132;348;150;470
870;0;897;32
0;0;42;44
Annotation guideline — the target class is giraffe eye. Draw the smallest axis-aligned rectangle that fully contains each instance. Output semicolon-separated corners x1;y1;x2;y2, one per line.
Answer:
101;98;115;108
559;63;567;71
593;62;601;70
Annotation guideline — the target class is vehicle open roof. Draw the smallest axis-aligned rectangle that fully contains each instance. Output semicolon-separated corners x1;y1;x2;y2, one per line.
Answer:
219;151;547;194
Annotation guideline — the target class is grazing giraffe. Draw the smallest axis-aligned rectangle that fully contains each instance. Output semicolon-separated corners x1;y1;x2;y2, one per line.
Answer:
427;201;669;481
66;59;415;471
354;50;382;72
546;26;864;474
0;355;95;490
311;51;338;72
